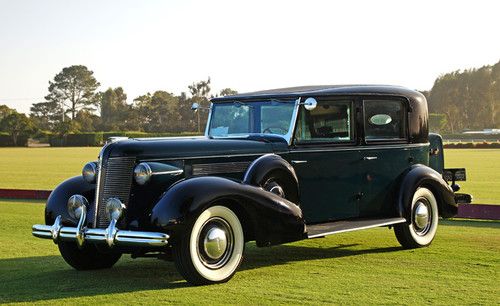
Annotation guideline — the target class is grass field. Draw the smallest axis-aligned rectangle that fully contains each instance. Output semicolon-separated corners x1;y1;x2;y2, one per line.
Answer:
0;200;498;304
0;147;498;204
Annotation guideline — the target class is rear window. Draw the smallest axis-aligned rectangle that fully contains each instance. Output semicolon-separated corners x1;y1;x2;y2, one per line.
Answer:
364;100;406;141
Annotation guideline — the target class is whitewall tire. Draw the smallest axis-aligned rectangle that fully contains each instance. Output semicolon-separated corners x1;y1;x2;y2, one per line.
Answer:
173;205;244;285
394;187;439;248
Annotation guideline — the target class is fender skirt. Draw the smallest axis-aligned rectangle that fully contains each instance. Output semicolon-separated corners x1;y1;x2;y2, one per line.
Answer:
45;176;95;226
398;164;457;219
151;176;306;247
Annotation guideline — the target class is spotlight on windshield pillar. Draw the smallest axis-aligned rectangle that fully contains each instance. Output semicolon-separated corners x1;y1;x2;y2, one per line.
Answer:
191;102;200;112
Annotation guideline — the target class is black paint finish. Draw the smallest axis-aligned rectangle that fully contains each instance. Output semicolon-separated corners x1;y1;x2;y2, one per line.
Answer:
151;176;306;247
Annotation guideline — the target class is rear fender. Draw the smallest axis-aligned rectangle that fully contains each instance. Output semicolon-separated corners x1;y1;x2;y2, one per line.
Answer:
398;164;457;219
151;176;306;247
45;176;96;225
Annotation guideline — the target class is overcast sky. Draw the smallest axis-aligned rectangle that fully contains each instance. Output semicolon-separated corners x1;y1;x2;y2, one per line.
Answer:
0;0;499;114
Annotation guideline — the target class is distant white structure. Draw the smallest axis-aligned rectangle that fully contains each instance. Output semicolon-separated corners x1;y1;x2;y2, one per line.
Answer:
463;129;500;135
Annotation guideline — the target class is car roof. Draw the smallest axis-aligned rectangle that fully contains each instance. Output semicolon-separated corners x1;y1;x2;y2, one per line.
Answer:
211;85;424;102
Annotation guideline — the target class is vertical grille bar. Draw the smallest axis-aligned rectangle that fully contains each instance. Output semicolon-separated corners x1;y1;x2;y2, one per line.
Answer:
94;157;135;228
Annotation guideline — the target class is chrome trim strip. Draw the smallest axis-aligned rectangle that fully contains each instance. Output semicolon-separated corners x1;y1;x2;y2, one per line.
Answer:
204;102;213;137
285;97;301;145
151;169;184;176
307;218;406;238
291;142;429;154
32;214;169;248
141;152;268;162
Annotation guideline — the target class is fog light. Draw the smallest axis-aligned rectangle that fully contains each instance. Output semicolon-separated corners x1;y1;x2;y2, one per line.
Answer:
134;162;152;185
67;195;89;219
82;162;98;183
106;198;125;221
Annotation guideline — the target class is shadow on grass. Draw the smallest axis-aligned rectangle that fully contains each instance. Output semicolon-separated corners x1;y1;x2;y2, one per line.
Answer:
0;243;402;303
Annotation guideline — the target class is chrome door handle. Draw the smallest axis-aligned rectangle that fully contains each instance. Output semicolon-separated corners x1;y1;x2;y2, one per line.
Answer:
363;156;378;161
291;160;308;164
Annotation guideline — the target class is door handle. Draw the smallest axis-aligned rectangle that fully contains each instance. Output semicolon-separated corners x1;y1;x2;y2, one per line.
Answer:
363;156;378;161
291;160;308;164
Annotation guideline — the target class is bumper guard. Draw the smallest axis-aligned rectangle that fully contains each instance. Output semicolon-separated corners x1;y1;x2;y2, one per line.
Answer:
32;209;169;248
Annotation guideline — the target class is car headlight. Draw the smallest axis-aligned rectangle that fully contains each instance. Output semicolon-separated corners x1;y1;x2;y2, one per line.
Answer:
134;162;152;185
67;194;89;219
106;197;125;221
82;162;98;183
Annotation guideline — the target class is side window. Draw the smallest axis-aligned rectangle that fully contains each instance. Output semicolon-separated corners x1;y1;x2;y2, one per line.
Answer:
295;100;353;144
364;100;406;141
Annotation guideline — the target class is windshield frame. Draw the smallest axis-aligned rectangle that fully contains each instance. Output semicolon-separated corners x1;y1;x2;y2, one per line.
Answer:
205;98;300;145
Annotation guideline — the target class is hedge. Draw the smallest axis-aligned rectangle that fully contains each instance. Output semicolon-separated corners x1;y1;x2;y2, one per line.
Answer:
48;131;202;147
442;133;500;141
0;133;29;147
444;142;500;149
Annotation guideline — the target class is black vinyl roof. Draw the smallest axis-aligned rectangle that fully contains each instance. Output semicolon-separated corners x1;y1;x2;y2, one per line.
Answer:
211;85;423;102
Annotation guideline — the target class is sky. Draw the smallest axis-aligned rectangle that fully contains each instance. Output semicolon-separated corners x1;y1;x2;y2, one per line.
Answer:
0;0;499;114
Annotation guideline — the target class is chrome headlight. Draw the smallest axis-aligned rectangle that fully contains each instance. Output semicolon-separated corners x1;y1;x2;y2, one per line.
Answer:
134;162;152;185
82;162;98;183
106;197;125;221
67;195;89;219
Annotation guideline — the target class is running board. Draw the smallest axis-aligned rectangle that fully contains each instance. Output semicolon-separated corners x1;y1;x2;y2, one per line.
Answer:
306;217;407;239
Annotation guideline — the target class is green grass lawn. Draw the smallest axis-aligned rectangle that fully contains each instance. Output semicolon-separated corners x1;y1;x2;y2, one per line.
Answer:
444;149;500;204
0;147;498;204
0;200;498;304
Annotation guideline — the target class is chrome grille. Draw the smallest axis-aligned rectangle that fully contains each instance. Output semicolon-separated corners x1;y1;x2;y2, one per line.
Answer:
94;157;136;228
192;161;251;176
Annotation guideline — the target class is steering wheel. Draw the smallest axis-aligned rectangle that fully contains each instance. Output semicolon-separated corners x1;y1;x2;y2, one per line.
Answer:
262;126;288;134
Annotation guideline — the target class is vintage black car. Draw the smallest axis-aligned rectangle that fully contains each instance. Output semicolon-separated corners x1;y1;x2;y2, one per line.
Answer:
32;85;471;285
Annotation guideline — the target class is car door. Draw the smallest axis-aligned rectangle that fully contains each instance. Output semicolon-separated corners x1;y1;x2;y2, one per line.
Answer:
288;98;361;223
358;98;411;217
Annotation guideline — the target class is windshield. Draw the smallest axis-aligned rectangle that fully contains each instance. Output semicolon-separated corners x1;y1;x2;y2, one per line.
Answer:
208;100;296;138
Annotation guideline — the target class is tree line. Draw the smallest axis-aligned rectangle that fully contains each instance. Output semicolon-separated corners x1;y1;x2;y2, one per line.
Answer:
1;61;499;145
424;59;500;133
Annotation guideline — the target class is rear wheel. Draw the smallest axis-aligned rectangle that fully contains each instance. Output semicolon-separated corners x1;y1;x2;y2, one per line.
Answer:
173;205;244;285
58;242;122;270
394;187;439;248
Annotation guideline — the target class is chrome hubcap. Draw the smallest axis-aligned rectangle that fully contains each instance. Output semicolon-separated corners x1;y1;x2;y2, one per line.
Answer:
413;198;432;235
203;227;228;260
197;217;234;269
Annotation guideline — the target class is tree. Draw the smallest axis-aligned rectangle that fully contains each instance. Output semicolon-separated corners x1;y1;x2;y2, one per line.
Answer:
188;77;211;133
0;104;14;121
45;65;100;121
0;112;36;146
219;88;238;97
99;87;129;131
30;101;62;130
134;91;181;132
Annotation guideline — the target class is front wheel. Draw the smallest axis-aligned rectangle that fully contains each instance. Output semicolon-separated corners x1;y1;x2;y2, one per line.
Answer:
173;205;244;285
394;187;439;249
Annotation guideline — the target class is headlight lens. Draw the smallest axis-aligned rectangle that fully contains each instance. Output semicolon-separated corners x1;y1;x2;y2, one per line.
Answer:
134;162;152;185
67;194;89;219
82;162;98;183
106;197;125;221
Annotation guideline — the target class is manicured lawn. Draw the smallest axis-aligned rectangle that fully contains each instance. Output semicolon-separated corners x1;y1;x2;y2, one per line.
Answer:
0;147;100;190
0;200;498;304
444;149;500;204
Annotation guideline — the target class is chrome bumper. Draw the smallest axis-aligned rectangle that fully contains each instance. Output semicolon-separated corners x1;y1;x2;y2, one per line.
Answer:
32;215;169;248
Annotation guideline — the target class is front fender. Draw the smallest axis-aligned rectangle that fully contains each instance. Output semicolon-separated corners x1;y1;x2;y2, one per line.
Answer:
45;176;95;225
398;164;457;219
151;176;306;247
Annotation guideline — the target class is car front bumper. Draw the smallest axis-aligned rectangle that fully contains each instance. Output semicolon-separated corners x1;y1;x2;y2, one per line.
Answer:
32;215;169;248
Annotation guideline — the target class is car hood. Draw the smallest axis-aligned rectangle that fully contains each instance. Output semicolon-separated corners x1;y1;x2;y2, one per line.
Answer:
102;136;288;160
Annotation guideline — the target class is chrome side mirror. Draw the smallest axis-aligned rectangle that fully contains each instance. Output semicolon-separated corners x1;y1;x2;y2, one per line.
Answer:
302;97;317;111
191;102;200;111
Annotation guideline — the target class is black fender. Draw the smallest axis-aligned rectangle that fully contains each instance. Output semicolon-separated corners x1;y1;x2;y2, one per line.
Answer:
45;176;95;226
398;164;457;220
243;153;299;203
151;176;306;247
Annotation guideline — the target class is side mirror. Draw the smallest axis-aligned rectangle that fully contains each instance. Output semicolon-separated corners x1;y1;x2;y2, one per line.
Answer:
191;102;200;111
303;97;317;111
